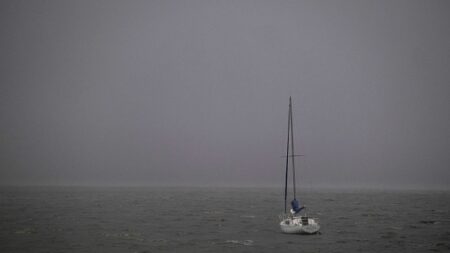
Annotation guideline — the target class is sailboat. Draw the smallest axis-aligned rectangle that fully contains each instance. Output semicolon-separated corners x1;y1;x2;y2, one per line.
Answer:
279;97;320;234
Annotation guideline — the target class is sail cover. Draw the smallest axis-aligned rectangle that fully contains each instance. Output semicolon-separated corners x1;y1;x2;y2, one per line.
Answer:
290;199;304;214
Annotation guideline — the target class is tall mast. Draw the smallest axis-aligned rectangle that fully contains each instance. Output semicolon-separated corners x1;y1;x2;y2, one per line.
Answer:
284;97;291;213
290;97;297;199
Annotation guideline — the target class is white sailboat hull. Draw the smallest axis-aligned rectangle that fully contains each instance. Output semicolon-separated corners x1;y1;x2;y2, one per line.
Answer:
279;217;320;234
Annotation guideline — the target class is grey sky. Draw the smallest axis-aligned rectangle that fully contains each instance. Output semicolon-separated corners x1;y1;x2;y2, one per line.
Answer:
1;0;449;188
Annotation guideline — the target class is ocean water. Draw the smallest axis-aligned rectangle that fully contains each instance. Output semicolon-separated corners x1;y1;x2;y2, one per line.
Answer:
1;186;449;253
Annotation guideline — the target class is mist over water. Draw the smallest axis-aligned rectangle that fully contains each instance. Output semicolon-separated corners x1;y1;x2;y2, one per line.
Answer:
1;0;449;189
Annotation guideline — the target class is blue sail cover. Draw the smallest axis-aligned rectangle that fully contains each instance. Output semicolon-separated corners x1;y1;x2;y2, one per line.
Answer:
291;199;304;214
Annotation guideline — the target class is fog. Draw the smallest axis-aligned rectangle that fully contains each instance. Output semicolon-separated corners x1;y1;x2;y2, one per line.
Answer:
1;0;449;189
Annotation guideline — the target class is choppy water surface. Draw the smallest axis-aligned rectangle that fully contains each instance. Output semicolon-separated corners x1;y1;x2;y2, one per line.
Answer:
1;187;449;252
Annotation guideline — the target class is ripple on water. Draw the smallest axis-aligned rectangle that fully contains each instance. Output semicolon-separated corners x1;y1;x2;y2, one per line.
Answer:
225;240;254;246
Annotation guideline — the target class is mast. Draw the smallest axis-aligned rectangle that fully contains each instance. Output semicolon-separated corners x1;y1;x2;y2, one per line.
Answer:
290;97;297;199
284;97;291;213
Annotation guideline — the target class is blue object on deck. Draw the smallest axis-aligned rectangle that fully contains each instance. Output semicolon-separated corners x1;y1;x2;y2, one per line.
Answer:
291;199;304;214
